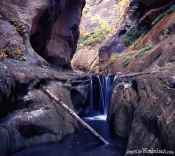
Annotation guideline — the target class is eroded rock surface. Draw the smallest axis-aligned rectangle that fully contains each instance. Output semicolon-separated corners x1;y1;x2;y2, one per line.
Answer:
108;66;175;154
71;0;118;72
99;0;174;70
0;60;89;156
107;7;175;73
71;0;175;73
0;0;85;70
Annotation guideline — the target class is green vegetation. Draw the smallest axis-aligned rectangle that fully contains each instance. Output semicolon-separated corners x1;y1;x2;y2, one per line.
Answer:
124;27;137;46
123;4;175;48
133;32;147;46
78;30;103;47
110;4;175;68
110;51;137;63
121;43;154;67
152;5;175;26
110;54;120;62
110;43;154;68
125;51;137;57
135;43;154;57
78;16;112;49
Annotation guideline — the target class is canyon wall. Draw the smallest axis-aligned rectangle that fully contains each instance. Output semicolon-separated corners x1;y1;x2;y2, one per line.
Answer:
71;0;175;73
0;0;85;70
0;1;89;155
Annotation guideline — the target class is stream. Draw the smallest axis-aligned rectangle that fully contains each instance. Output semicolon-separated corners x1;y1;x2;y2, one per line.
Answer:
12;74;127;156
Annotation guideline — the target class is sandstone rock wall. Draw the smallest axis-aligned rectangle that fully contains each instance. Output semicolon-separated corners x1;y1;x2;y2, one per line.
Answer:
71;0;119;73
0;0;85;70
70;0;175;73
0;60;89;156
109;66;175;153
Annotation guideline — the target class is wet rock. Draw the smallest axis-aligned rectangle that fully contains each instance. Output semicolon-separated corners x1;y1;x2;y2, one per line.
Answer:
0;127;11;156
167;76;175;88
0;64;16;117
0;60;89;156
109;66;175;153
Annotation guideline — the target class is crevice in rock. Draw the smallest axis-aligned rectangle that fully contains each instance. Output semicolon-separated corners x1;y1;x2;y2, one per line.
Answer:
17;124;57;138
131;80;138;93
30;9;55;62
30;0;85;70
131;79;141;106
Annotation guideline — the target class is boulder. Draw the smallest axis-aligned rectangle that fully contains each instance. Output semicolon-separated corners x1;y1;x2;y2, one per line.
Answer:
108;66;175;154
0;60;89;156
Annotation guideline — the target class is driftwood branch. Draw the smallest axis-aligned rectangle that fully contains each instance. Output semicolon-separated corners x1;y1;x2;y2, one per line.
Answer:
118;70;163;79
43;88;110;145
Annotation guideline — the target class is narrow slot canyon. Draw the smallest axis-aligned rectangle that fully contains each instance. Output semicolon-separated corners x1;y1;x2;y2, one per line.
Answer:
0;0;175;156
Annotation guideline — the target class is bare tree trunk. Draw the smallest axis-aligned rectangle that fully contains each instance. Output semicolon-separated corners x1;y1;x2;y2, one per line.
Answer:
43;88;110;145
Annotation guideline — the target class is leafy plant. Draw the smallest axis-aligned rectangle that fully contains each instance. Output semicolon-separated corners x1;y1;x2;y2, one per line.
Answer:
135;43;154;57
125;51;137;57
124;27;137;46
132;32;147;46
152;5;175;26
121;51;136;67
78;16;112;49
121;43;154;67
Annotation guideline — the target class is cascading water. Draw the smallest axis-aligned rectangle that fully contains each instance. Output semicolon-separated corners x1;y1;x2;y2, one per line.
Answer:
84;74;117;120
13;73;127;156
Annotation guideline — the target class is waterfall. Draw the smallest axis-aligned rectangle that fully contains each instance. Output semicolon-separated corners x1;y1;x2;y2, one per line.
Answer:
84;74;117;120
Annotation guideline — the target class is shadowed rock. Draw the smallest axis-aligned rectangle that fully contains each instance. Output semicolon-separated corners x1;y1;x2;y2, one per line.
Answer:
108;66;175;154
0;60;89;156
0;0;85;70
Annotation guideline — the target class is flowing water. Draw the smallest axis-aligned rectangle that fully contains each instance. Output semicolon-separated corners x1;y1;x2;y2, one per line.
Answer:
12;74;127;156
83;74;117;120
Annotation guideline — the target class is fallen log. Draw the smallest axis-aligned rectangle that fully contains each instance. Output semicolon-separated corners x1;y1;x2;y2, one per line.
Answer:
118;70;165;79
42;88;110;145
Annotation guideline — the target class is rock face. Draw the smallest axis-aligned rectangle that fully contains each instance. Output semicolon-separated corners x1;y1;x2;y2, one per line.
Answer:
0;0;85;70
71;0;118;72
1;0;175;156
31;0;85;70
71;0;174;73
0;60;89;156
99;1;175;154
108;66;175;154
99;0;175;72
0;1;89;155
106;4;175;73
